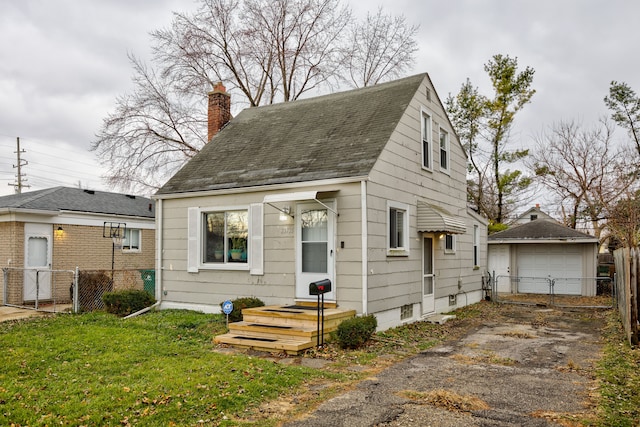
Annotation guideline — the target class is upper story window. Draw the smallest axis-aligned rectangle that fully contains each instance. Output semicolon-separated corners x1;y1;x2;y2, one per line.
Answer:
439;127;450;173
421;109;432;170
122;228;141;252
203;210;248;265
388;201;410;255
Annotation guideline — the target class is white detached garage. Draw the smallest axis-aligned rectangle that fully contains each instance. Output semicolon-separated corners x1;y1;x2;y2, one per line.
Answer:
488;219;599;296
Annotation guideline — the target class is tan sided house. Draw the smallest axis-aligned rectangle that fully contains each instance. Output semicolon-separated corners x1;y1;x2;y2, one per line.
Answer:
154;73;488;339
0;187;155;307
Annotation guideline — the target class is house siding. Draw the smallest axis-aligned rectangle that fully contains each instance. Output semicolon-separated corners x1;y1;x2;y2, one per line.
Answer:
365;77;485;317
159;183;366;311
156;74;488;329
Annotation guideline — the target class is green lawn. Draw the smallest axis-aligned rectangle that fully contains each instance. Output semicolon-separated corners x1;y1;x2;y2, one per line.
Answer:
0;310;346;426
1;304;638;426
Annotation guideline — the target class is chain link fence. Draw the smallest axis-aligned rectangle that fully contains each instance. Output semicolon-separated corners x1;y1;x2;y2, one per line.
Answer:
3;268;155;314
488;272;614;308
77;269;154;312
2;267;76;313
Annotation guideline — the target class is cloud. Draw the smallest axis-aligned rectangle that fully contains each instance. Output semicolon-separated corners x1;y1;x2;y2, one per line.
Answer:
1;0;639;199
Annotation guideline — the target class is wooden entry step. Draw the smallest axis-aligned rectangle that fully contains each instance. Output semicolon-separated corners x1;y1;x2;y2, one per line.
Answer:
214;305;356;355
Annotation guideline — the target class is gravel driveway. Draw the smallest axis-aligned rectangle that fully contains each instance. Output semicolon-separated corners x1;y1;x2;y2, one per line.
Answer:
283;304;605;427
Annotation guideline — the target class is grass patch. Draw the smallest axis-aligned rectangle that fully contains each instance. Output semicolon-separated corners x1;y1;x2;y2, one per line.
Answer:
594;310;640;426
400;389;489;412
0;310;345;426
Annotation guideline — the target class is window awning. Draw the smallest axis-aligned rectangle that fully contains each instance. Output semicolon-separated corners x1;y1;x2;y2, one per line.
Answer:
417;202;466;234
263;190;338;216
263;191;320;203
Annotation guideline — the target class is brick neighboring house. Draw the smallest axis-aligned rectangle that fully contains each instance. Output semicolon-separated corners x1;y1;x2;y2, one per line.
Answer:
0;187;155;305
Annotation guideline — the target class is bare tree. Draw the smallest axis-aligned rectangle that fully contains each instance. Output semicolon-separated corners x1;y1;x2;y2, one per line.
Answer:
343;7;418;88
93;56;207;193
93;0;418;193
607;194;640;248
528;119;638;244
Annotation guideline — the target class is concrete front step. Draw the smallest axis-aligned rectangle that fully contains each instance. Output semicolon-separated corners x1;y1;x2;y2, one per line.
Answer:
214;305;356;354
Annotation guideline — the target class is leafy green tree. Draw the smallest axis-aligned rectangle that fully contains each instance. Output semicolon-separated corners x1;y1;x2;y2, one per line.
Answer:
604;81;640;156
447;54;535;225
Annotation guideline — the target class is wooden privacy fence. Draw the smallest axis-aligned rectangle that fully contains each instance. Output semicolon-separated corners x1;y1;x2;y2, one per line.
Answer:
613;248;640;346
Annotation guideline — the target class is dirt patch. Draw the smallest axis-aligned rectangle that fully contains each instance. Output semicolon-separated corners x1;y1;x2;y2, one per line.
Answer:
399;389;490;413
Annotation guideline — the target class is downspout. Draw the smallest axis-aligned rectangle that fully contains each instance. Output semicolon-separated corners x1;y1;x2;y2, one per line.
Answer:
125;197;163;319
156;198;163;306
361;180;368;314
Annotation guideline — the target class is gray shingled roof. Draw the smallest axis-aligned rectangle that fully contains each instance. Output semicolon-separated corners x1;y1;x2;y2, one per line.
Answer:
157;73;427;195
0;187;155;218
488;219;597;241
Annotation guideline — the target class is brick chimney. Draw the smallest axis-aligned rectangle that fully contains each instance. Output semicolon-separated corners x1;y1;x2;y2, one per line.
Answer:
207;82;231;141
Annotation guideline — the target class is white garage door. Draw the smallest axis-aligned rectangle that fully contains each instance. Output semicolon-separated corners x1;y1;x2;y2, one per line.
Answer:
517;245;582;295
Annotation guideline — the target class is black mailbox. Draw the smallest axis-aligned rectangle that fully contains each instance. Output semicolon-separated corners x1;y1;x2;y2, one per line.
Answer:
309;279;332;295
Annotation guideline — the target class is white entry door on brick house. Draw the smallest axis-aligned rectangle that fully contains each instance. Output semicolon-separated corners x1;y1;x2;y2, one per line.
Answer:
23;223;52;301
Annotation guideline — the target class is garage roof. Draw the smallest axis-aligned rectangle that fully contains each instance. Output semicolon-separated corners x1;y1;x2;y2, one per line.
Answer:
488;219;598;243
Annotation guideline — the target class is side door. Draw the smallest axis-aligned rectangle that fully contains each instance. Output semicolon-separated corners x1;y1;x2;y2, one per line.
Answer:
24;223;53;301
422;236;435;315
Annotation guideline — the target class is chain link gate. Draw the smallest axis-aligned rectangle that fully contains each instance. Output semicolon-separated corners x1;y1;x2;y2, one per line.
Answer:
2;267;77;313
488;271;614;308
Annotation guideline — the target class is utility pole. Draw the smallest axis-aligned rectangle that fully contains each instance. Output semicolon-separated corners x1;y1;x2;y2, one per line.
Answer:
10;137;30;194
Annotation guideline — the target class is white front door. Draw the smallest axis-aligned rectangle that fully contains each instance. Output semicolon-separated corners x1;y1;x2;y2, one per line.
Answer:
422;236;435;315
296;202;335;301
24;223;53;301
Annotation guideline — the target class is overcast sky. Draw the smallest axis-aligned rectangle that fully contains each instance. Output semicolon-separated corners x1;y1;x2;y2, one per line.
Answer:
1;1;639;206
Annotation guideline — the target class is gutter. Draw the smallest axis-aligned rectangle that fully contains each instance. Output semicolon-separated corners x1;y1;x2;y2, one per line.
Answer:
153;176;369;200
361;180;368;314
123;301;160;320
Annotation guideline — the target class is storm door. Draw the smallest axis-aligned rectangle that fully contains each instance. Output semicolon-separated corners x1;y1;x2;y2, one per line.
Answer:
24;223;52;301
295;202;335;301
422;236;435;315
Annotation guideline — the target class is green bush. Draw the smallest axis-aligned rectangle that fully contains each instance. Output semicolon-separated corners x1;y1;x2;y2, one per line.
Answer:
332;314;378;349
102;289;156;316
222;297;265;323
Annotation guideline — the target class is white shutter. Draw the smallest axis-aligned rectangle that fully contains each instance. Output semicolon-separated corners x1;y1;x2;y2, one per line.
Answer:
249;203;264;275
187;207;200;273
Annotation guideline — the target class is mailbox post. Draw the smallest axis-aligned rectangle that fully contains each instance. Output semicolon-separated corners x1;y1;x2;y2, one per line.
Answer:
309;279;332;347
